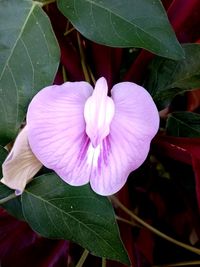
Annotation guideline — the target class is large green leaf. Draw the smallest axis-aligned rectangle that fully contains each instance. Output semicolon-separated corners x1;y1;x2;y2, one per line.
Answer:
0;0;60;145
57;0;184;60
166;112;200;137
146;44;200;109
22;173;130;265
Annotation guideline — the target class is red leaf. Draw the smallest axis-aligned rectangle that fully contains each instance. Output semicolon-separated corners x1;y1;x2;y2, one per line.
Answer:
153;134;200;211
136;226;154;264
168;0;200;43
110;185;137;267
123;51;154;84
0;209;69;267
90;43;122;88
186;89;200;112
45;4;85;81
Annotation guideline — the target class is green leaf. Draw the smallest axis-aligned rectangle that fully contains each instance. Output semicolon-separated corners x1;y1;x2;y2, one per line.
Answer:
0;0;60;145
22;173;130;265
0;183;13;202
166;111;200;137
57;0;184;60
146;44;200;109
0;182;24;220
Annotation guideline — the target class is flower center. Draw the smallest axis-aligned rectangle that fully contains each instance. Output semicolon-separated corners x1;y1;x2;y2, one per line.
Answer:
84;77;115;148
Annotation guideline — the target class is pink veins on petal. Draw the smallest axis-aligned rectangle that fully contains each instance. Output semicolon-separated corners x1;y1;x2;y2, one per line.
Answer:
27;77;159;196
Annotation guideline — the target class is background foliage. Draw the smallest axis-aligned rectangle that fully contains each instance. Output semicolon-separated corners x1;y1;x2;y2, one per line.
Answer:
1;0;200;266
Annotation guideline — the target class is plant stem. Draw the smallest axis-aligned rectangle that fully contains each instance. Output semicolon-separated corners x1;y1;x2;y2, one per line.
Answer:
110;195;200;256
87;65;96;85
0;193;16;204
153;260;200;267
34;0;56;7
64;27;75;36
77;33;90;83
116;215;139;228
62;65;67;82
102;257;106;267
75;249;89;267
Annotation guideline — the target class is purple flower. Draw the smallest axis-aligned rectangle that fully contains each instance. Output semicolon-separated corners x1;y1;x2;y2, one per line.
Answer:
26;77;159;196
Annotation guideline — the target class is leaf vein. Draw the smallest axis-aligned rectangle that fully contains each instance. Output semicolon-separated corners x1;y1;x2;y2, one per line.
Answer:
0;3;35;81
26;190;121;256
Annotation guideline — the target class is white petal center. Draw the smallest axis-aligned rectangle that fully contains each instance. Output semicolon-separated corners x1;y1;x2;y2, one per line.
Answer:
87;143;101;168
84;77;115;147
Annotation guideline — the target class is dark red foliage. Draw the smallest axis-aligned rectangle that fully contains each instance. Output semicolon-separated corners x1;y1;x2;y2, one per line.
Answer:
123;51;154;84
1;1;200;266
168;0;200;43
46;4;85;82
187;89;200;112
153;135;200;211
124;0;200;85
0;209;69;267
89;43;123;88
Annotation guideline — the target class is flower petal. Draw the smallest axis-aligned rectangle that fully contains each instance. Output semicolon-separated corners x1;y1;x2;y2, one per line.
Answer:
90;82;159;195
27;82;93;186
1;126;42;195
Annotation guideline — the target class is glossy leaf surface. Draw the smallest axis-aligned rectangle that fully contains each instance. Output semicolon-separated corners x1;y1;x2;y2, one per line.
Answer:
22;173;130;265
0;0;60;145
146;44;200;109
166;111;200;137
58;0;184;59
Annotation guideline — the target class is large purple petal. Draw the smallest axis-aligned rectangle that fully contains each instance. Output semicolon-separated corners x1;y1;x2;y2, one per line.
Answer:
27;82;93;186
90;82;159;195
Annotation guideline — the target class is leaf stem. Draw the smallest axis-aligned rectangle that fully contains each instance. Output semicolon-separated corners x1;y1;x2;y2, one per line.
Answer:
75;249;89;267
0;193;16;204
110;195;200;256
102;257;106;267
77;33;90;83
